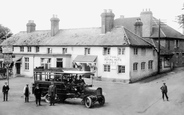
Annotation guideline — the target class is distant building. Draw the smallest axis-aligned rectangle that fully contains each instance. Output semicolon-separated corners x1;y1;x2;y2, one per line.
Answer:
114;9;184;68
3;9;177;83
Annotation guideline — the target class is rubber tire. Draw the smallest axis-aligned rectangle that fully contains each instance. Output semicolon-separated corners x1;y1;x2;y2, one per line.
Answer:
98;95;105;106
45;94;50;103
84;97;93;108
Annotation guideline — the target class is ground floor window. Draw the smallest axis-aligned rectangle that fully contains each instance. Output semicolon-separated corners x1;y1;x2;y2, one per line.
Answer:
148;60;153;69
25;57;29;70
133;62;138;71
41;58;51;69
141;62;146;70
118;65;125;73
56;58;63;68
104;64;110;72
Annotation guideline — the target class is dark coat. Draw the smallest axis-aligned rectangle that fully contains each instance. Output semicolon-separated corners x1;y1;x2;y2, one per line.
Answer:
2;85;9;93
48;85;56;96
160;85;168;93
34;88;42;98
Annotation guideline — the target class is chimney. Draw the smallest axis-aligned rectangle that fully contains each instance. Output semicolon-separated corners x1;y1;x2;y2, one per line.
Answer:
50;14;60;36
140;9;153;37
101;9;115;34
26;20;36;33
134;18;143;37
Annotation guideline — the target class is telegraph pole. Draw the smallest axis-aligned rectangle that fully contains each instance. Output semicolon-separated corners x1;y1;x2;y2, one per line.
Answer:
158;19;161;74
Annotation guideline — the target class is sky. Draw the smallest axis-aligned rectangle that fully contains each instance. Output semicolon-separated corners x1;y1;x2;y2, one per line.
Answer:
0;0;184;34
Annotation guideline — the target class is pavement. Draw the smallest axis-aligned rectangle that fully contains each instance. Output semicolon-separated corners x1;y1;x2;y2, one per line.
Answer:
0;67;184;115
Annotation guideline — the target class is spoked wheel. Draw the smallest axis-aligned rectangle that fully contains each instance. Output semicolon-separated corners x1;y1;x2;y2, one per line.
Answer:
84;97;93;108
45;94;50;103
98;95;105;106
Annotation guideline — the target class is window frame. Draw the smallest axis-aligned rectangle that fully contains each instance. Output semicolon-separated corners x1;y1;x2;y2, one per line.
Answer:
24;57;29;70
103;47;110;55
104;64;110;72
20;46;24;52
133;62;138;71
118;65;125;73
118;47;125;55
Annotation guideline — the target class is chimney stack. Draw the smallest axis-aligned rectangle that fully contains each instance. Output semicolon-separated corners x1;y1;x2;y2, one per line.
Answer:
101;9;115;34
26;20;36;33
134;18;143;37
50;14;60;36
140;9;153;37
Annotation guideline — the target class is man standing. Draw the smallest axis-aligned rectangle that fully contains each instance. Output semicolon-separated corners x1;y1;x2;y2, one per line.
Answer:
160;83;169;101
2;82;10;101
23;84;30;102
34;84;42;106
48;82;56;106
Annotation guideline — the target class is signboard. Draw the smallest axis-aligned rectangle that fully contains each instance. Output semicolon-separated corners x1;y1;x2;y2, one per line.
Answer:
104;56;122;65
4;53;13;64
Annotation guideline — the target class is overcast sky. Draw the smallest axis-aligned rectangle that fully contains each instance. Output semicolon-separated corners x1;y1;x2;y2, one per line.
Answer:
0;0;184;34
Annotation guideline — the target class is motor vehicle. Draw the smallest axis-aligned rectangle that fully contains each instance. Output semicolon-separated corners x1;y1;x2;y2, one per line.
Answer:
32;67;105;108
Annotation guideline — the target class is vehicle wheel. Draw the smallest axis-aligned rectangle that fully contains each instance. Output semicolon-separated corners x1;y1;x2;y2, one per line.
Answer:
98;95;105;106
84;97;93;108
45;94;50;103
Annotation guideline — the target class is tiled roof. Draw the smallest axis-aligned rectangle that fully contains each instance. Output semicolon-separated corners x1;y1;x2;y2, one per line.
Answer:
1;27;151;47
114;17;184;39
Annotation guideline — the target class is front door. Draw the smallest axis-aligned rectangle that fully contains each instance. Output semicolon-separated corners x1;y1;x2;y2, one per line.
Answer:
16;63;21;74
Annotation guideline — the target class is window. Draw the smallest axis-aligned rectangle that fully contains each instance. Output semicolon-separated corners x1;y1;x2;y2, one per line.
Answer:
27;47;31;52
0;47;2;53
47;48;52;54
167;40;170;50
104;64;110;72
36;46;39;52
133;63;138;71
148;60;153;69
141;62;146;70
20;46;24;52
85;48;90;55
56;58;63;68
118;65;125;73
25;57;29;70
12;47;14;52
41;58;51;69
62;48;67;54
141;48;146;55
175;40;179;48
118;47;125;55
133;48;138;55
103;47;110;55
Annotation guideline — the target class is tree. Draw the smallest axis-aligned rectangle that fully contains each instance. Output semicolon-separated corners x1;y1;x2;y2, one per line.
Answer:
0;24;13;40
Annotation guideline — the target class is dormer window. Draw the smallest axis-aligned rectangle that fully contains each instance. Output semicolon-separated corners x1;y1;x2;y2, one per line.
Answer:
36;46;39;52
47;48;52;54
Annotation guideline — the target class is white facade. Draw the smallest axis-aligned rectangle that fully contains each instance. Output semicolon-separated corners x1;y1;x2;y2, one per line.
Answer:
12;45;157;82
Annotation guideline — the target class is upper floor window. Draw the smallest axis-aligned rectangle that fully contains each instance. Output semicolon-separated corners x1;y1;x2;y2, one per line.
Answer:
175;40;179;48
27;47;31;52
118;65;125;73
20;46;24;52
133;62;138;71
148;60;153;69
47;48;52;54
141;48;146;55
104;64;110;72
25;57;29;70
36;46;39;52
133;48;138;55
85;48;90;55
118;47;125;55
62;48;67;54
103;47;110;55
141;62;146;70
12;47;14;52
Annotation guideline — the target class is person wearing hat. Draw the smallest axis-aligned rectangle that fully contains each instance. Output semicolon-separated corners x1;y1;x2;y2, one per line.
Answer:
34;84;42;106
2;82;10;101
23;84;30;102
48;82;56;106
160;83;169;101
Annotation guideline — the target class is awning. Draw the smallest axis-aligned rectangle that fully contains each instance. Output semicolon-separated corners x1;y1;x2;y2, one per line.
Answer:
73;55;97;63
13;56;22;63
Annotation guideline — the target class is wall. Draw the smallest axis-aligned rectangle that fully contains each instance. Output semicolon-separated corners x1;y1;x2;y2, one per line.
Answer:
129;47;158;82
